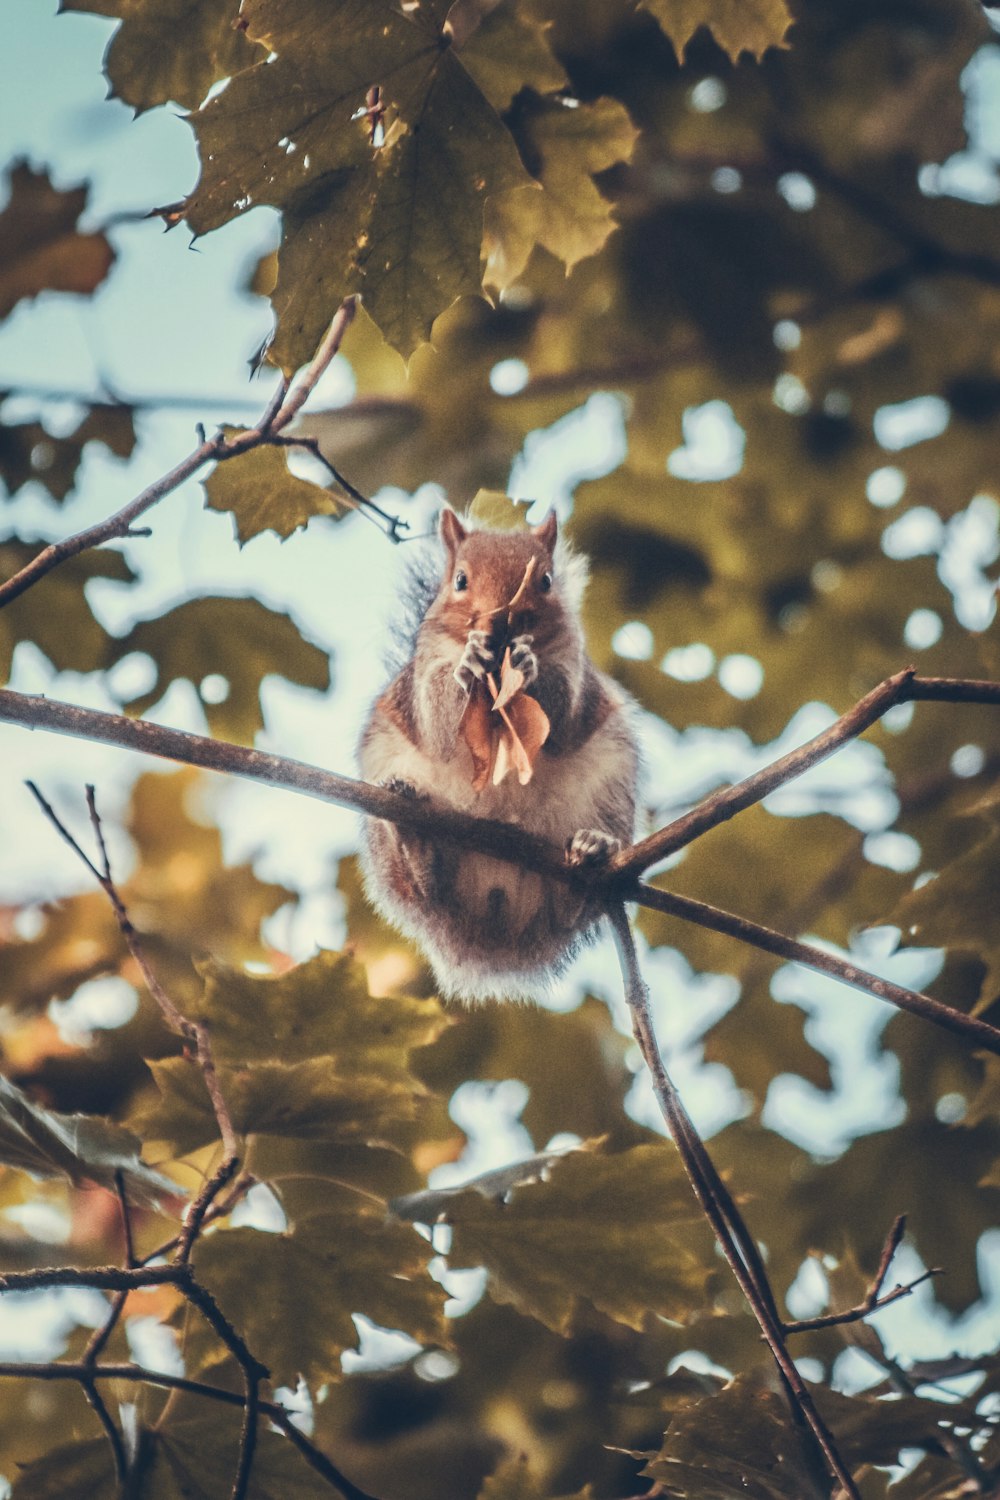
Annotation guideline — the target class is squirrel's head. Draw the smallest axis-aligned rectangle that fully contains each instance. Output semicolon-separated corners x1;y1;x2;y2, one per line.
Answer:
433;507;571;648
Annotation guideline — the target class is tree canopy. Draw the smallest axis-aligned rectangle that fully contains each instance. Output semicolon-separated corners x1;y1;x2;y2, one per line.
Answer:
1;0;1000;1497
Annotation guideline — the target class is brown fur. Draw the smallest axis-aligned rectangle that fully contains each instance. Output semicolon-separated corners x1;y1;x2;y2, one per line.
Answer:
358;510;639;1001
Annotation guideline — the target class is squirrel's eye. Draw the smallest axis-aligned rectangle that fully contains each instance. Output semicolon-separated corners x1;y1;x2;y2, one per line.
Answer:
540;571;553;593
454;570;468;592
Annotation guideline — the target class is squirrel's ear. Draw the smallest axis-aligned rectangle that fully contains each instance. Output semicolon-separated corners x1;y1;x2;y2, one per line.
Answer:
439;507;467;559
532;508;558;553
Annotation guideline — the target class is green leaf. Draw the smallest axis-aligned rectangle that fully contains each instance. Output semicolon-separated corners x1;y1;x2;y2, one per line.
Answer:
394;1143;716;1334
359;55;531;357
135;1052;427;1155
0;404;136;504
133;950;447;1155
640;0;793;62
189;949;447;1068
0;537;135;684
890;796;1000;1014
414;994;648;1152
645;1375;826;1500
60;0;257;113
183;0;533;361
190;1180;444;1387
485;96;639;291
10;1436;117;1500
467;490;532;530
0;162;114;322
643;1372;942;1498
475;1454;592;1500
203;437;347;544
0;1075;179;1209
111;596;330;742
456;4;567;110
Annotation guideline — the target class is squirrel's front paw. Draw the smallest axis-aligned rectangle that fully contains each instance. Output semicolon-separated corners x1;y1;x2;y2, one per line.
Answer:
379;777;427;801
508;634;539;687
455;629;496;692
565;828;621;867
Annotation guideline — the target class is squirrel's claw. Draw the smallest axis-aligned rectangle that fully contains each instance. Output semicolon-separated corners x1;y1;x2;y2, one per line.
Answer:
455;629;496;691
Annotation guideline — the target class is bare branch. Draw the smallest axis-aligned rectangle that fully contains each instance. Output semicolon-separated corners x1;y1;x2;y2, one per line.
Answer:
31;783;242;1169
139;1172;255;1266
785;1269;941;1335
269;297;358;434
0;299;394;610
633;881;1000;1053
0;429;226;609
784;1215;942;1334
0;1362;380;1499
608;905;860;1500
233;1367;261;1500
270;433;408;540
175;1155;240;1267
6;685;1000;1060
0;1265;187;1293
610;670;1000;880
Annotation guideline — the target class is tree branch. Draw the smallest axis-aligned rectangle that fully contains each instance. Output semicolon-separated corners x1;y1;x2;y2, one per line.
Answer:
0;297;406;610
609;669;1000;879
29;781;241;1163
608;905;859;1500
21;782;262;1493
4;684;1000;1058
632;881;1000;1053
0;1361;380;1499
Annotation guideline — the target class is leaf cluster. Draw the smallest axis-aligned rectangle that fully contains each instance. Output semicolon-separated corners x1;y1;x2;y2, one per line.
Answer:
3;0;1000;1495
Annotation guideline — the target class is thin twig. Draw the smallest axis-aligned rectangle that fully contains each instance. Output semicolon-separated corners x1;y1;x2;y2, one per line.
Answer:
30;781;256;1494
78;1378;127;1482
0;1362;380;1499
266;1405;380;1500
139;1172;255;1266
77;1173;133;1482
783;1214;942;1334
0;298;392;609
608;905;860;1500
0;1265;188;1292
270;433;408;539
175;1155;241;1266
258;373;291;434
181;1278;269;1384
233;1367;260;1500
7;684;1000;1059
32;783;242;1168
268;297;358;435
610;669;1000;879
632;881;1000;1052
116;1168;136;1269
785;1270;940;1334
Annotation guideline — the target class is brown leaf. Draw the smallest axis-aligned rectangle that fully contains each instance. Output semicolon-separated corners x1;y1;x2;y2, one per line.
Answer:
0;162;114;321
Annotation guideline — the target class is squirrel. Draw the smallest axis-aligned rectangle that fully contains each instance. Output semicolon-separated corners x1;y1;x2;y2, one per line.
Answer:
358;507;639;1001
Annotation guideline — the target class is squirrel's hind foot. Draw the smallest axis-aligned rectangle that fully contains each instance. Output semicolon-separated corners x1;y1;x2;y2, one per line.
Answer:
565;828;621;867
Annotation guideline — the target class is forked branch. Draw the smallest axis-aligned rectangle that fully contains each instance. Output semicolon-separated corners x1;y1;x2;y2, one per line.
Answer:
0;297;405;612
4;678;1000;1057
783;1214;942;1335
